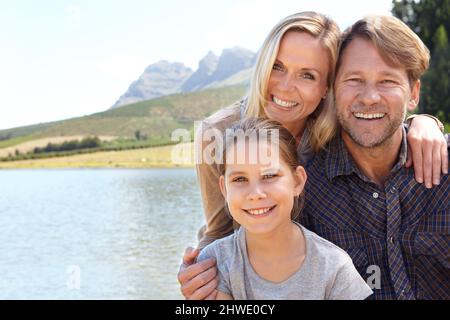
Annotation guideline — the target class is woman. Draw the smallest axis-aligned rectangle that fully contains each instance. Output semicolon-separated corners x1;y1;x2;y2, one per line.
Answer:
179;11;447;300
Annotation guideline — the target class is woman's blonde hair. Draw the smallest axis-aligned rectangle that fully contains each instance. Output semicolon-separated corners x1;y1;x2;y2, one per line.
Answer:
245;11;341;152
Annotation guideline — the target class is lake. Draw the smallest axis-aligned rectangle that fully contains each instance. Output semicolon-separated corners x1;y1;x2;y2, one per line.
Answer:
0;168;205;299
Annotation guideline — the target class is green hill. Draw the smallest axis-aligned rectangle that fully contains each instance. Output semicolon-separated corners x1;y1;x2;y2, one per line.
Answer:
0;85;247;149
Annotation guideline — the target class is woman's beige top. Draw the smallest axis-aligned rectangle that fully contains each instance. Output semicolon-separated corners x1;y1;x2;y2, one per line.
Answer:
195;99;315;250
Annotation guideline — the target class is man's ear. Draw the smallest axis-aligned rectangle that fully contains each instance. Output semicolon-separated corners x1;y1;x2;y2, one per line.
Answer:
294;166;307;196
407;80;421;112
219;175;227;198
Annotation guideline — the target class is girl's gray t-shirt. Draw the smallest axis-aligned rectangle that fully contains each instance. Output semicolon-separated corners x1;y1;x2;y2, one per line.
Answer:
197;222;373;300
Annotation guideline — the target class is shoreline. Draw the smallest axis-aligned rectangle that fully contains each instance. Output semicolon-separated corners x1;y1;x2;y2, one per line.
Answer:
0;143;195;169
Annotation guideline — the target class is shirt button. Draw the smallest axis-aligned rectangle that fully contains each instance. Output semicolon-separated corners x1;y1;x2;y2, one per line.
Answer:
390;187;396;194
388;237;394;244
373;192;379;199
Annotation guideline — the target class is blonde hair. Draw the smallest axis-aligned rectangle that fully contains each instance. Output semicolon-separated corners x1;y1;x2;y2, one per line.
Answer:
218;117;305;220
245;11;341;152
337;15;430;84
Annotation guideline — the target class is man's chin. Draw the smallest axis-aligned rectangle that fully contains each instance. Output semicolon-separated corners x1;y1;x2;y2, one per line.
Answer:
343;129;390;148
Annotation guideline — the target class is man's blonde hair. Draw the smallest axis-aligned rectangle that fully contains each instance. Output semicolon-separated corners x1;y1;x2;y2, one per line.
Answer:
245;11;341;152
337;15;430;84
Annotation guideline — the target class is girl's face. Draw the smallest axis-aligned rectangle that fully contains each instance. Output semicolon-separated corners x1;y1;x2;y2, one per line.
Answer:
219;140;306;235
265;31;330;133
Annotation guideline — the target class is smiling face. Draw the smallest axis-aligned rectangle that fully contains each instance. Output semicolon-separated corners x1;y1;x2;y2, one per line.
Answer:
334;37;419;148
265;31;330;135
219;139;306;235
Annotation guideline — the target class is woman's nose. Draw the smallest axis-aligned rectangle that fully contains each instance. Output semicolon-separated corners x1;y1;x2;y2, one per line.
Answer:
278;73;295;91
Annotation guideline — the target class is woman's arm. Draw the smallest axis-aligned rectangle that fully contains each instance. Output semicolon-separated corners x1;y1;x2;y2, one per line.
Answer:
195;122;234;250
406;115;448;188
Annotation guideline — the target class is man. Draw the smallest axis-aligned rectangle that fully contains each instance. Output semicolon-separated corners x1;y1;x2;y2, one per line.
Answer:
300;15;449;299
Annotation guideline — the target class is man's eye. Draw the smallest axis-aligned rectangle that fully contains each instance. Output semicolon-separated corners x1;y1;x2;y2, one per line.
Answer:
263;174;278;180
232;176;247;183
347;78;363;83
380;79;397;85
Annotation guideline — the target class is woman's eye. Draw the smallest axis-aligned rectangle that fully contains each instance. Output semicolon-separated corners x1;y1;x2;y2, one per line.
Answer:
300;73;315;80
272;63;284;72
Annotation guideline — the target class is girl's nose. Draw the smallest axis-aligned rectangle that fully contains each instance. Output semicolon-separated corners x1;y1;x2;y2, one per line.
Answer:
246;183;267;200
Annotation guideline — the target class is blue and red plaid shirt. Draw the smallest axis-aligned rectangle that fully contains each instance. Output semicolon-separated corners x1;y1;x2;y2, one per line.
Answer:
299;128;450;300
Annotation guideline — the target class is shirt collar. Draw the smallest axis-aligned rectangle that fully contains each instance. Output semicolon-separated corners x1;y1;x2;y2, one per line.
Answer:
325;126;408;182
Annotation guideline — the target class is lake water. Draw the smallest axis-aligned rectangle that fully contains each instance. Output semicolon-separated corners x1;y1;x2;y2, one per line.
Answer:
0;169;205;299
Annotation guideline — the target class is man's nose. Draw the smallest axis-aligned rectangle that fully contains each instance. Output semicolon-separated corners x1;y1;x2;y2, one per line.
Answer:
359;83;381;106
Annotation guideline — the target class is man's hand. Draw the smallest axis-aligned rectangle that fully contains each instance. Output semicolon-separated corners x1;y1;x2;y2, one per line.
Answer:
177;247;218;300
406;115;448;188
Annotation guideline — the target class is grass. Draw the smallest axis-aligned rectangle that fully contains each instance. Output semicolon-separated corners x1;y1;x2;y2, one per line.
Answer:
0;135;35;149
0;143;195;169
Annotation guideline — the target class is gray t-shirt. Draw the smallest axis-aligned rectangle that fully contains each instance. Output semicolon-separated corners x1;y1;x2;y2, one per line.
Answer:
197;222;373;300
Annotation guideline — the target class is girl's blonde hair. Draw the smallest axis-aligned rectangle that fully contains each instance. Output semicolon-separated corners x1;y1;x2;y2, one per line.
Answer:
245;11;341;152
218;117;305;221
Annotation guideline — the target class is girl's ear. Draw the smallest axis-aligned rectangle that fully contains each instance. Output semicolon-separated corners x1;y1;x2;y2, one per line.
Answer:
294;166;307;196
219;175;227;198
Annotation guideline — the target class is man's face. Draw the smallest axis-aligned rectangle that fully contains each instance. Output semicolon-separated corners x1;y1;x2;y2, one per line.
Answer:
334;37;419;148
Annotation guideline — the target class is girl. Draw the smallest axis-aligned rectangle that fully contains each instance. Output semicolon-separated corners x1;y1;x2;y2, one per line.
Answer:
197;118;373;300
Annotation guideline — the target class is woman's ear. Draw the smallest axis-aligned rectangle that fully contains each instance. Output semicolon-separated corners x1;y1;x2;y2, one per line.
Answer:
322;87;328;99
219;175;227;198
294;166;307;196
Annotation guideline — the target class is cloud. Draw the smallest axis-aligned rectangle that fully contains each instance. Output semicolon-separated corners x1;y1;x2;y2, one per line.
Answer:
67;5;81;30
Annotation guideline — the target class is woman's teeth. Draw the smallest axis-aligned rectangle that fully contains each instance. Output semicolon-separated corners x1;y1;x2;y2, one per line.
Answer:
272;96;298;108
353;112;385;120
246;206;274;215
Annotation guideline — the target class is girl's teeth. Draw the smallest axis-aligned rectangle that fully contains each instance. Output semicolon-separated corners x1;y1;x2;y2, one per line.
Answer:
272;96;298;108
353;112;385;119
247;207;272;215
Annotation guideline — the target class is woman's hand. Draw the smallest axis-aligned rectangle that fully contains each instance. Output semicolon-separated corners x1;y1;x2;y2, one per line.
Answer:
177;247;218;300
406;115;448;188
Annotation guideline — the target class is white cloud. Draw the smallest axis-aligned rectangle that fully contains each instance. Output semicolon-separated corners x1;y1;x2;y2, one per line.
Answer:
67;5;81;30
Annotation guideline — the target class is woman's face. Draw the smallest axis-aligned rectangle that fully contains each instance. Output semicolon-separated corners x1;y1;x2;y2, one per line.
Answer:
265;31;330;134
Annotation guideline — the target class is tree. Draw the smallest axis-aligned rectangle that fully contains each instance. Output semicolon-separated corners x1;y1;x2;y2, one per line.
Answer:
392;0;450;122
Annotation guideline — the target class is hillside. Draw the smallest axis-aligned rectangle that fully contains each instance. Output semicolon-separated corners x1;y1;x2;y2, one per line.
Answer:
0;85;247;151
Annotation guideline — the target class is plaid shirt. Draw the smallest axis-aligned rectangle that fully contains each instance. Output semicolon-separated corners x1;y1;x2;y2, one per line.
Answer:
299;128;450;300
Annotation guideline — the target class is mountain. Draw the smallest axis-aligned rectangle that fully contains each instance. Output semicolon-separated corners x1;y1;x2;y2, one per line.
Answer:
111;47;256;109
112;61;193;108
181;51;219;92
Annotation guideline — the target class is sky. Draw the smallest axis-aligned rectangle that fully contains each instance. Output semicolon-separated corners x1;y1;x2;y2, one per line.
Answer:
0;0;393;130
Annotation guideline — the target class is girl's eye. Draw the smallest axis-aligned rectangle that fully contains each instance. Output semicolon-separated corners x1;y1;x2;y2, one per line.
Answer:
272;63;284;72
263;174;278;180
232;176;247;183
